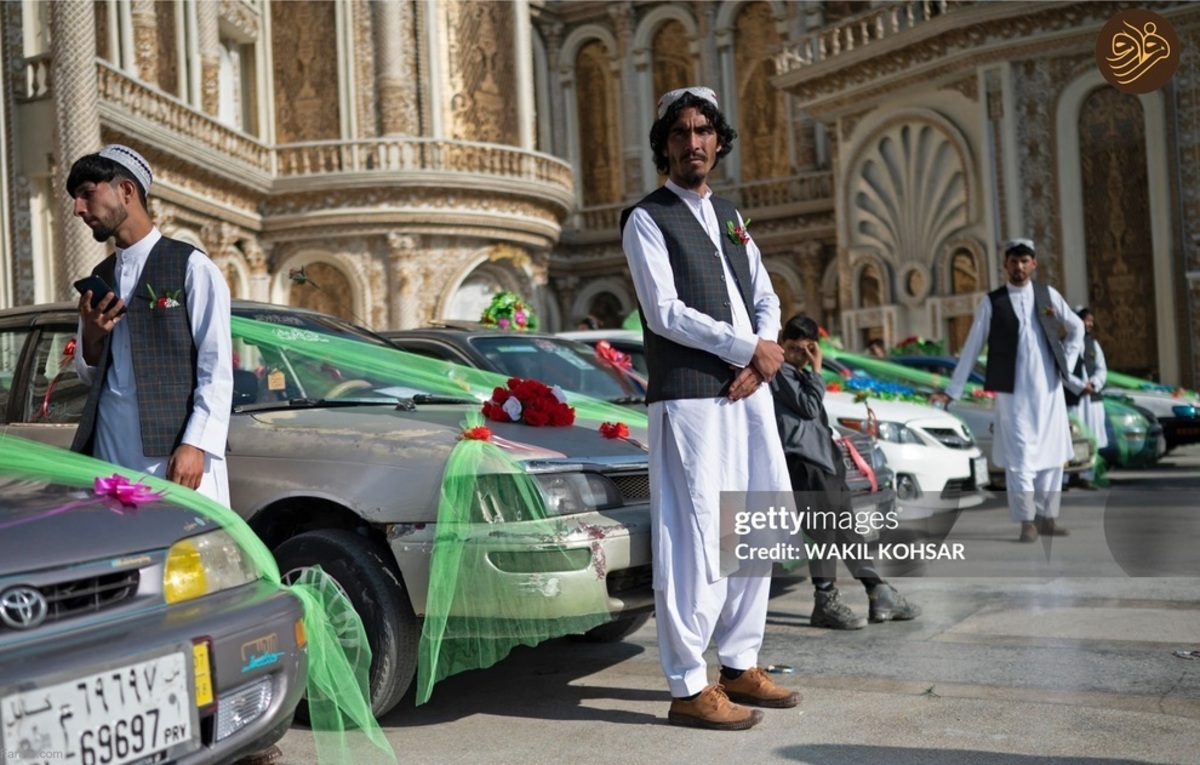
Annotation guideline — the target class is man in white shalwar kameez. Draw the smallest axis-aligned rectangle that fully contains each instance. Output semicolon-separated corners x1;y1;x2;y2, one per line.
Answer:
68;145;233;507
937;239;1084;542
621;86;798;731
1064;307;1108;488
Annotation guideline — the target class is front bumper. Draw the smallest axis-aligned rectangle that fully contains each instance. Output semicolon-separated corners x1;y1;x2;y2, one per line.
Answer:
0;582;306;765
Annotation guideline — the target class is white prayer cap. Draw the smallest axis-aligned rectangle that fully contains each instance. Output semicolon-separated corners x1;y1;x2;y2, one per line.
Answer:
1003;238;1035;255
656;86;719;120
98;144;153;195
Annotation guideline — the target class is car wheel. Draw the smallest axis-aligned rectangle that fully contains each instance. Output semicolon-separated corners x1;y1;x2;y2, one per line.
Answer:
275;529;417;721
568;613;651;643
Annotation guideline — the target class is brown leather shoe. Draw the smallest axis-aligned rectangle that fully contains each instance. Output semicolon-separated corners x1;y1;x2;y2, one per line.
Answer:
1037;517;1069;536
718;666;802;708
1019;521;1038;543
668;685;764;730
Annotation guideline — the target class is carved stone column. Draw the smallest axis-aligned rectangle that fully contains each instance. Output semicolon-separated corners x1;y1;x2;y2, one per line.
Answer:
540;22;566;157
131;0;158;85
795;241;823;317
243;240;272;302
553;274;581;326
50;0;103;297
376;0;419;135
387;233;421;329
197;0;220;115
608;2;642;197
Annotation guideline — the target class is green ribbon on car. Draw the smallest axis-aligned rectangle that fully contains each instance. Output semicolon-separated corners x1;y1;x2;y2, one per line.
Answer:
0;434;396;765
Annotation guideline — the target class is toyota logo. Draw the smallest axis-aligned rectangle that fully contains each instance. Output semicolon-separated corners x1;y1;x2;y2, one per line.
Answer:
0;586;48;630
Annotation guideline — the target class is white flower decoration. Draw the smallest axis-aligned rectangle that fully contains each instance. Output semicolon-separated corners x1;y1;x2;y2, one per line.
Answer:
502;397;523;422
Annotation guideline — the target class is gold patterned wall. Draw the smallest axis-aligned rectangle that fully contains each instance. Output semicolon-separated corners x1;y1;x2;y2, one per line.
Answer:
651;21;694;107
156;0;178;95
93;1;109;62
445;1;519;145
288;262;355;323
734;2;788;180
1080;87;1157;378
271;0;341;143
576;40;620;205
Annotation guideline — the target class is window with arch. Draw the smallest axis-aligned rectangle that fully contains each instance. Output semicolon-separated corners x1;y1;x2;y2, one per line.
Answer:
651;20;694;103
288;262;356;324
734;2;789;181
447;270;507;322
947;249;978;353
584;292;624;330
576;41;621;205
858;263;883;308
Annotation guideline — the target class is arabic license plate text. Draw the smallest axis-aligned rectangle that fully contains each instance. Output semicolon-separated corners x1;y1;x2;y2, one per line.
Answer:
973;457;989;487
1;652;195;765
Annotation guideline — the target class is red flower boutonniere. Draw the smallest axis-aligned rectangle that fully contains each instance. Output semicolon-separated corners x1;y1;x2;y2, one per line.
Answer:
460;425;493;441
1044;305;1055;317
147;285;182;310
599;421;630;440
725;219;751;246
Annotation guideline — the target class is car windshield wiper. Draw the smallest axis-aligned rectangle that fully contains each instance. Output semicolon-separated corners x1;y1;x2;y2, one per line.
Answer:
409;393;479;405
235;398;390;413
609;395;646;405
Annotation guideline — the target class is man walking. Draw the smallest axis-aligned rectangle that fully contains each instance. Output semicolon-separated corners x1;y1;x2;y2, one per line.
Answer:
69;144;233;505
621;86;799;730
1064;307;1108;489
934;239;1084;541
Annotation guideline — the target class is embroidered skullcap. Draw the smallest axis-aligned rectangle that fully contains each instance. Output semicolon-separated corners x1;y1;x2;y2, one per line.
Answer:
1003;238;1035;255
98;144;153;196
656;86;719;120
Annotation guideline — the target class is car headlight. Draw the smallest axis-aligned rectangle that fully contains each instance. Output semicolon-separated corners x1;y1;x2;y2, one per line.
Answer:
871;446;888;469
874;421;924;445
533;472;623;515
164;529;260;604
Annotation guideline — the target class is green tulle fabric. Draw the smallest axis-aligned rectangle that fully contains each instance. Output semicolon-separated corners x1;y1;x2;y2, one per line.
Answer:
414;412;611;705
0;433;395;765
227;317;639;704
229;317;647;433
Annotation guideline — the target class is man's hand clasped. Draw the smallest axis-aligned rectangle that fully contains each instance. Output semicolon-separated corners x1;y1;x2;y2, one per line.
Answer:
728;338;785;401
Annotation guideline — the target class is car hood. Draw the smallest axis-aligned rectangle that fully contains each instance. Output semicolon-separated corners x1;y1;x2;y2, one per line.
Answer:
235;404;650;465
0;481;206;575
825;391;961;426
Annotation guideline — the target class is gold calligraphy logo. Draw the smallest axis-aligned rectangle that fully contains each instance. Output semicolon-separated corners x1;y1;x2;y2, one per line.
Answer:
1096;10;1180;94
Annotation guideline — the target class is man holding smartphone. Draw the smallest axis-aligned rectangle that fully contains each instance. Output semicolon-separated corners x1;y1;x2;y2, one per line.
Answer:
68;144;233;505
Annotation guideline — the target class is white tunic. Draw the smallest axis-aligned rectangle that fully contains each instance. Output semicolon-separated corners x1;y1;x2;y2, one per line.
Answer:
76;228;233;505
947;283;1084;473
623;180;792;585
1066;336;1109;450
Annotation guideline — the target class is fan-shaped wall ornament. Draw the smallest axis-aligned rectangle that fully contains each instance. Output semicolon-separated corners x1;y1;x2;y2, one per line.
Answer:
848;117;972;280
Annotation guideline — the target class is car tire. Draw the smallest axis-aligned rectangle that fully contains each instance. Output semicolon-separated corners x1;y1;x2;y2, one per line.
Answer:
274;529;417;721
568;613;651;643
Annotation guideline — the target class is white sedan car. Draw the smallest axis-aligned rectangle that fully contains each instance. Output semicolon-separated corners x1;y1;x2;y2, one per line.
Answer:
823;392;987;513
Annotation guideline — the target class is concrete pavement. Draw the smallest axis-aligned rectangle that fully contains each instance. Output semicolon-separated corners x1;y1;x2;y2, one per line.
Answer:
279;446;1200;765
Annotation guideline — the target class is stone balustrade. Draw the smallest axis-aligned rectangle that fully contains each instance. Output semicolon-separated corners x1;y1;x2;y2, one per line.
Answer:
775;0;966;74
274;138;574;195
96;61;271;171
17;53;53;101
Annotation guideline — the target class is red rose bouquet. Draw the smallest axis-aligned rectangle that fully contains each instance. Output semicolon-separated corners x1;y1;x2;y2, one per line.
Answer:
599;421;630;440
482;377;575;427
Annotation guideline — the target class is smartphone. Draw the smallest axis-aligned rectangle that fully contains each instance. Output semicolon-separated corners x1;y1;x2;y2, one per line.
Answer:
73;274;115;310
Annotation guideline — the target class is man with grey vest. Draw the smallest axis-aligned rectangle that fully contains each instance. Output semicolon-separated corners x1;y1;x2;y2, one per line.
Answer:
933;239;1084;542
69;145;233;507
1064;306;1107;489
621;86;799;731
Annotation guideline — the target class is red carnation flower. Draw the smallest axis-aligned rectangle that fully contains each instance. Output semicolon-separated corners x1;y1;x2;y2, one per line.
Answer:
461;426;493;441
599;421;630;439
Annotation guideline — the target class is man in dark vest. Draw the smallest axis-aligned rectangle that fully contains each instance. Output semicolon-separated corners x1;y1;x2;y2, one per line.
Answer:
69;145;234;507
933;239;1085;542
1064;307;1108;489
621;86;799;731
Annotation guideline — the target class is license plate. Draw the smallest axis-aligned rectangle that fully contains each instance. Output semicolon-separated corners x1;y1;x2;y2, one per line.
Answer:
1072;442;1091;463
1;651;197;765
973;457;989;487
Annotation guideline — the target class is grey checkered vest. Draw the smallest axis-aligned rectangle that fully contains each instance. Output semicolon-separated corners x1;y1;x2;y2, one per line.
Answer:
983;281;1069;394
621;186;756;403
1063;335;1102;406
71;237;200;458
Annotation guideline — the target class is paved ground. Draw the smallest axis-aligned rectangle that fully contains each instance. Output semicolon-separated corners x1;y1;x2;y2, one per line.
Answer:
279;446;1200;765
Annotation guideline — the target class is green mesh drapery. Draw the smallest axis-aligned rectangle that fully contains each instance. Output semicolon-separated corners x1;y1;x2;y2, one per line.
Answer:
229;317;647;433
414;413;611;705
0;434;395;765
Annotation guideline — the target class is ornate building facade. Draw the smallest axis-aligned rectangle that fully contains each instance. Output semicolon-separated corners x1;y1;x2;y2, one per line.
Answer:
1;1;1198;385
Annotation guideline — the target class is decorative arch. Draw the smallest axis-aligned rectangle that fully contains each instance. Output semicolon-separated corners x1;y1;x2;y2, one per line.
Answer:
650;19;695;103
570;277;635;327
632;5;698;54
573;39;621;206
850;255;892;308
437;245;535;323
731;1;789;181
714;0;787;30
845;109;977;273
272;250;370;325
936;236;988;296
765;258;804;318
559;25;618;74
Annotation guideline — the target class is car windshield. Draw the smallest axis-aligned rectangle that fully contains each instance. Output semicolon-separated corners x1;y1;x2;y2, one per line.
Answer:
469;335;642;403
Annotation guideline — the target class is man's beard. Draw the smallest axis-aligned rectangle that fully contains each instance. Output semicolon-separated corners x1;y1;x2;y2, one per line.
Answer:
678;165;708;187
91;224;116;242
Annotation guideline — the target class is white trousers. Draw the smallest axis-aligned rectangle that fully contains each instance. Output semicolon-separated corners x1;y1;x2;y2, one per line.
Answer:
653;419;772;697
1005;465;1063;523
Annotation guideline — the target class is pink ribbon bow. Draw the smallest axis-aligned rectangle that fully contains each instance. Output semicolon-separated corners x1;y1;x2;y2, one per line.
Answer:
94;474;164;507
